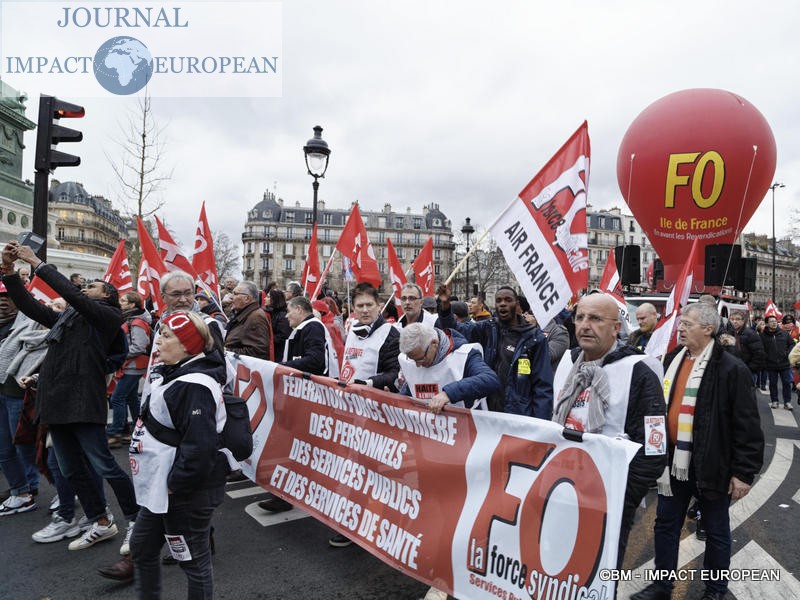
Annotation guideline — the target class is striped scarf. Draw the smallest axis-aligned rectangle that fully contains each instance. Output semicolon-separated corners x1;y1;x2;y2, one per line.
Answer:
657;340;714;496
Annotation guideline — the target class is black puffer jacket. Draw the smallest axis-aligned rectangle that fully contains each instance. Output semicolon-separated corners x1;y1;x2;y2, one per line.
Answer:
760;327;793;370
730;325;765;374
663;343;764;493
4;265;122;425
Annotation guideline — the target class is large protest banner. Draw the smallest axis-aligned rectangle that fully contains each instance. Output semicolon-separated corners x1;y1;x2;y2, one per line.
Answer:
230;353;638;600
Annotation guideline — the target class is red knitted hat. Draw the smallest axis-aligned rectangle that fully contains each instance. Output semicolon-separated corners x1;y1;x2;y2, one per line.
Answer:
162;312;205;355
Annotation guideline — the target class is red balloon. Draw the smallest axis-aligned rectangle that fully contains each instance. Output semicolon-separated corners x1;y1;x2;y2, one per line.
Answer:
617;88;776;289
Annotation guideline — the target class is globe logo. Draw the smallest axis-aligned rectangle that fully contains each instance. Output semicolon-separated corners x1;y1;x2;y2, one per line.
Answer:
93;36;153;95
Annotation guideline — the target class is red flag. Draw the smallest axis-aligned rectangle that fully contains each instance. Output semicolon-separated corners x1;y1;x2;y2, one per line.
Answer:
764;298;782;320
103;239;133;292
598;249;628;322
488;122;590;326
387;238;406;317
28;276;60;304
645;239;700;358
191;202;219;298
136;217;169;313
155;216;198;278
412;237;435;297
301;223;321;296
335;203;381;288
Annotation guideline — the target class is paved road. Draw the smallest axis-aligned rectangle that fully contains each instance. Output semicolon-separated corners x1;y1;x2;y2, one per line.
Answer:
1;388;797;599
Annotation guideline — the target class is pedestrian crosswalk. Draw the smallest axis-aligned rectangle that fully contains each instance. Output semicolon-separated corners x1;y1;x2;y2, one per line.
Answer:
728;540;800;599
226;481;310;527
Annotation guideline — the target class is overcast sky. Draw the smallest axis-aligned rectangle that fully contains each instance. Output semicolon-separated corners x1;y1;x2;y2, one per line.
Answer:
12;0;800;264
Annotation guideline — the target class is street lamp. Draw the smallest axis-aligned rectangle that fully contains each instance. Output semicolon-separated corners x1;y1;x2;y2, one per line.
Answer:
303;125;331;227
770;182;785;302
461;217;475;299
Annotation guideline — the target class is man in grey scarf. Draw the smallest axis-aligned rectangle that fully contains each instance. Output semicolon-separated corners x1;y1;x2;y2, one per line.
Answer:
552;293;666;570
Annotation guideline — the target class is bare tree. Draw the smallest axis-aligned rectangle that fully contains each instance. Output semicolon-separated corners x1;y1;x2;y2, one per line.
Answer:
450;228;515;301
214;230;241;280
106;91;173;272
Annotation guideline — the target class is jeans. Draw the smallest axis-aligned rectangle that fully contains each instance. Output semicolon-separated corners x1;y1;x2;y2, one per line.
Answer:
47;443;106;522
652;475;732;595
767;369;793;404
108;374;142;436
0;393;39;495
131;486;224;600
49;423;138;522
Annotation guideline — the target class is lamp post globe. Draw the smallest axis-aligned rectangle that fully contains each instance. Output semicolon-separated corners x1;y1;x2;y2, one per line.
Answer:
303;125;331;227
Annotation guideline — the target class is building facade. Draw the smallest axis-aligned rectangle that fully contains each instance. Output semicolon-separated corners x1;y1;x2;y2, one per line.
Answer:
586;205;657;291
49;180;128;258
741;232;800;314
242;191;456;294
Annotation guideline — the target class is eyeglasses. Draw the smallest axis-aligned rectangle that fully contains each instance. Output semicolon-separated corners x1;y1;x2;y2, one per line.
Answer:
400;296;421;303
408;341;436;365
574;313;618;324
233;291;251;297
163;290;194;299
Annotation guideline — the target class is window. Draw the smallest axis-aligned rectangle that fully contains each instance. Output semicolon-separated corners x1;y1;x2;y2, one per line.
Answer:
435;234;441;245
322;245;332;257
323;213;333;225
57;227;64;240
283;258;294;271
378;231;385;243
629;221;635;232
20;215;29;228
263;210;272;219
432;218;441;227
396;232;403;244
378;217;386;228
79;229;85;241
379;263;386;274
413;218;422;229
435;264;441;276
414;233;421;245
322;228;331;242
247;242;253;253
396;247;404;259
247;259;253;270
7;212;15;225
434;249;441;260
285;211;295;223
629;235;634;244
261;242;271;253
305;213;313;224
598;217;605;228
284;243;294;255
395;217;404;229
286;227;294;239
261;258;269;270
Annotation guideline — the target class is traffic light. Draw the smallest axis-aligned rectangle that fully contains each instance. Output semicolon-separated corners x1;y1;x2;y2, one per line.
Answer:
34;95;84;171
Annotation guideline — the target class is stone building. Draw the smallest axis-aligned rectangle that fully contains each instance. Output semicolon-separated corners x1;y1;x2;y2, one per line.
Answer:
49;180;127;258
586;205;656;290
741;232;800;314
241;191;456;294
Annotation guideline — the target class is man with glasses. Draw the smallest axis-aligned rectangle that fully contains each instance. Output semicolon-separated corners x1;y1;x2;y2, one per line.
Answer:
396;283;438;329
224;280;271;360
552;292;666;571
398;323;498;413
632;302;763;600
1;241;139;550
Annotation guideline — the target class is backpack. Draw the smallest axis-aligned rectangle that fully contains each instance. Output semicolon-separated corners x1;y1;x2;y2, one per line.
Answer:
105;328;130;374
141;391;254;462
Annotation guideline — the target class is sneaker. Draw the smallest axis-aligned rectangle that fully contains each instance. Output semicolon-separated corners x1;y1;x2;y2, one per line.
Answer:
32;514;81;543
328;533;353;548
0;494;37;516
771;401;779;409
120;521;135;555
78;505;111;531
785;403;793;411
48;494;60;514
68;519;118;550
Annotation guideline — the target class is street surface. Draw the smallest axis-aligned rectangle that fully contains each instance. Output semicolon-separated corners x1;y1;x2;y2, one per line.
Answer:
0;388;797;599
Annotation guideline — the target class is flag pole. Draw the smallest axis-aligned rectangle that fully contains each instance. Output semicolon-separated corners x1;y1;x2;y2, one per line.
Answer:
311;249;338;300
381;265;414;313
444;229;490;286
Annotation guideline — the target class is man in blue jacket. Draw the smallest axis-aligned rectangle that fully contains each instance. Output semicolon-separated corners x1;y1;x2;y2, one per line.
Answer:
397;323;499;413
437;285;553;419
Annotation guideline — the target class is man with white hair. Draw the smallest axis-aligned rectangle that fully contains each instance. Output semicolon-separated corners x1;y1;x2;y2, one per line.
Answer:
398;323;499;413
632;302;764;600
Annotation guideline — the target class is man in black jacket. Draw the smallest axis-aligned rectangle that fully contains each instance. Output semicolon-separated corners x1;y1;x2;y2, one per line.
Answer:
632;302;764;600
760;315;794;410
1;241;138;550
552;293;665;570
727;310;765;383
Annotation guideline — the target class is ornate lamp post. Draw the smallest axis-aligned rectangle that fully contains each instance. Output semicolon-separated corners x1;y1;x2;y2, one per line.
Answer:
770;182;785;302
303;125;331;227
461;217;475;299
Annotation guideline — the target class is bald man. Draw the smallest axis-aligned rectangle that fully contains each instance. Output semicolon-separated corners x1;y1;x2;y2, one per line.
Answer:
552;293;666;569
628;302;659;352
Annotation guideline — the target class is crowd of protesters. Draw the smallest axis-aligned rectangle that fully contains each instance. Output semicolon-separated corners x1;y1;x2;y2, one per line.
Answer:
0;243;784;599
